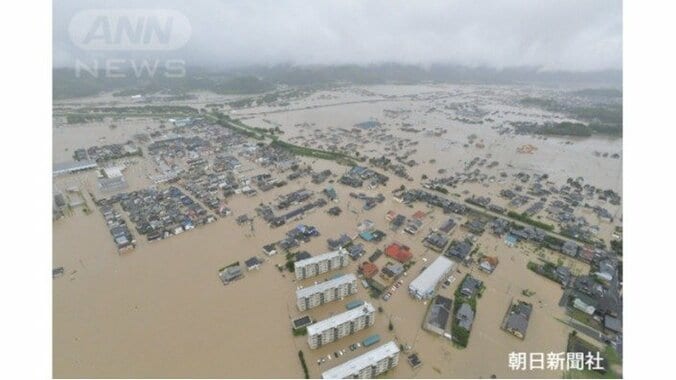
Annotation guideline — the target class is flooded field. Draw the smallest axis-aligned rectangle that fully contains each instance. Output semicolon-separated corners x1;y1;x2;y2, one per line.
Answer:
239;84;622;191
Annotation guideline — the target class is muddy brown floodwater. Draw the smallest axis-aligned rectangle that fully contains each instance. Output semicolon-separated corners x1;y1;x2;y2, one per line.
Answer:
54;175;575;378
54;85;620;378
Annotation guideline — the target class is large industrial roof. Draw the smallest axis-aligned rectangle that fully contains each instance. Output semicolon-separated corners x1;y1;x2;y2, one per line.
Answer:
408;256;454;296
53;160;97;175
321;341;399;379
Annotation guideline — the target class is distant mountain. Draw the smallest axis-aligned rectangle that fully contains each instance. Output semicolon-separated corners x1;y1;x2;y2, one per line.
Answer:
53;64;621;100
239;64;621;87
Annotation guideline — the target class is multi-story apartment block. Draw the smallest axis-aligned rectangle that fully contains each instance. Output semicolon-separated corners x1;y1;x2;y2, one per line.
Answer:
306;302;375;349
296;273;358;311
321;341;400;379
294;248;349;280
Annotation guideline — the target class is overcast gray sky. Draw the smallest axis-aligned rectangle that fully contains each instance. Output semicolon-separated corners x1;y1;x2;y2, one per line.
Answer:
54;0;622;71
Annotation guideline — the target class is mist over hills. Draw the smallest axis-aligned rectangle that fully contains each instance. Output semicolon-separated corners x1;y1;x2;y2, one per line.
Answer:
53;63;621;100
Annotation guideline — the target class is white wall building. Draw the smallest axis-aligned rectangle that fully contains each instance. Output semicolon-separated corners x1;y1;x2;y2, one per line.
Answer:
408;256;455;300
296;274;358;311
321;341;400;379
307;303;375;349
295;248;349;280
53;160;98;176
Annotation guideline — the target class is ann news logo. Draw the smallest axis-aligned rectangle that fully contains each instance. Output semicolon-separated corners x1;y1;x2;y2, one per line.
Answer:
69;9;191;78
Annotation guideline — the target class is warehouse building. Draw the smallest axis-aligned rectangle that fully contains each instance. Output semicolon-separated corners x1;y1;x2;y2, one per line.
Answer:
53;160;98;176
408;256;455;300
296;274;358;311
294;248;349;280
307;303;375;349
321;341;400;379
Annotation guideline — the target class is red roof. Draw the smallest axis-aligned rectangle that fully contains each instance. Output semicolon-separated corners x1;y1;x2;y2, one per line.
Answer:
384;243;413;263
482;256;499;266
412;211;426;220
361;262;379;278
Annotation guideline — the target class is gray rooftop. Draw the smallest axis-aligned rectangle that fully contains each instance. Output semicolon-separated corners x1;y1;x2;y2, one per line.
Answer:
426;295;452;330
456;303;475;330
505;302;532;336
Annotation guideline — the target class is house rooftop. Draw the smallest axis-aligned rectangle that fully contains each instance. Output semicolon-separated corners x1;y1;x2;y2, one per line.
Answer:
446;241;472;260
360;262;378;278
456;303;475;330
505;302;533;336
385;243;413;263
426;295;453;331
604;315;622;333
245;257;261;268
460;276;483;296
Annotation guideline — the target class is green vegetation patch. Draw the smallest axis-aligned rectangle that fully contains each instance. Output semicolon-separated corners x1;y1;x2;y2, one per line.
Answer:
507;211;555;231
292;326;307;336
450;274;483;348
298;350;310;379
270;140;356;166
537;122;593;137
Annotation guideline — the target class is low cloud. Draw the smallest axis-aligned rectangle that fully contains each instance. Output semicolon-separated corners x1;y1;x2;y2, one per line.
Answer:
54;0;622;71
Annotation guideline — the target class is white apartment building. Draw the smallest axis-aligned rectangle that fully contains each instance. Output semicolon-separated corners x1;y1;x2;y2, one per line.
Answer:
321;341;400;379
306;302;375;349
294;248;349;280
296;274;358;311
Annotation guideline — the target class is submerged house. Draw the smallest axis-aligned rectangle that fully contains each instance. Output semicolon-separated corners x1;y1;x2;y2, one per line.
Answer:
456;303;475;331
479;256;499;274
445;240;473;262
423;295;453;338
424;231;450;252
245;257;262;271
504;301;533;339
219;264;243;285
384;243;413;263
459;276;483;298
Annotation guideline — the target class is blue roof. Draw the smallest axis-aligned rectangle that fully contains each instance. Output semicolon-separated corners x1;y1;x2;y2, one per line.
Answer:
362;334;381;346
350;166;367;175
346;300;365;310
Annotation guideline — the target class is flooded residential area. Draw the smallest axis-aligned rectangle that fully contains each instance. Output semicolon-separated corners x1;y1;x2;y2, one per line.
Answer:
37;1;636;379
53;82;622;378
